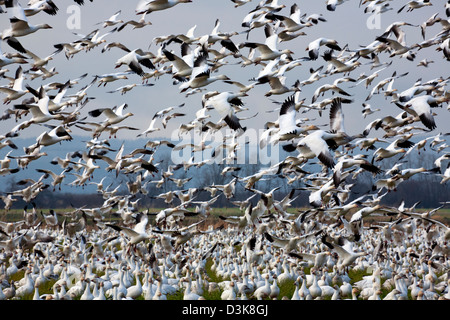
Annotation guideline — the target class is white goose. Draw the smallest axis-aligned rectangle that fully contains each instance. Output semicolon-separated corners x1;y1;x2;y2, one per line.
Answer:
202;91;247;131
306;37;342;60
242;24;294;64
136;0;192;14
0;66;28;104
88;104;134;133
106;212;151;247
2;0;52;40
99;10;123;28
115;48;155;76
24;125;72;154
179;50;230;93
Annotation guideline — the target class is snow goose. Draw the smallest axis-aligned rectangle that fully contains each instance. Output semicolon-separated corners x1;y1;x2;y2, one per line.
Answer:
2;0;52;40
322;235;367;270
24;48;59;71
288;251;331;269
259;75;300;97
115;48;155;76
24;125;72;155
241;24;294;64
308;272;322;299
362;103;381;118
398;0;433;13
73;27;118;52
126;270;143;299
292;130;346;168
179;50;230;93
253;273;271;300
322;50;362;75
117;12;152;31
202;91;248;131
311;80;352;104
88;104;134;132
99;10;123;28
23;0;59;16
53;42;84;60
0;43;28;68
15;268;35;298
106;212;151;247
396;95;449;130
333;155;382;187
162;43;194;80
373;137;414;162
326;0;349;11
136;0;193;14
94;72;131;87
375;36;416;61
266;4;313;34
306;37;341;60
0;66;27;104
181;276;203;300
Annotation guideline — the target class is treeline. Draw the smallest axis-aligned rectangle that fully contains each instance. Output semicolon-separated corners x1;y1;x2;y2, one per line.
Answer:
9;172;449;212
2;140;449;212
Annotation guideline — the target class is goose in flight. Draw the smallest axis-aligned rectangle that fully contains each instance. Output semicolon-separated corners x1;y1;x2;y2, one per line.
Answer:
94;72;131;87
326;0;349;11
117;12;152;31
241;24;294;64
306;37;342;60
293;130;346;168
266;3;313;34
2;0;52;41
395;95;448;131
397;0;433;13
136;0;193;14
24;125;73;154
106;212;151;248
202;91;248;131
373;137;415;162
321;234;367;270
10;85;66;132
270;94;319;144
0;66;28;104
88;104;134;131
98;10;123;28
115;48;155;76
179;50;230;93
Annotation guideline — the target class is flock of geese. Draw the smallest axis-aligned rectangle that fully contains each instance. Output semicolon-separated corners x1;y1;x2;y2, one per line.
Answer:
0;0;449;301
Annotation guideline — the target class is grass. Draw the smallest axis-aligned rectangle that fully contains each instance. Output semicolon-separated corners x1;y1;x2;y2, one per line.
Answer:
3;206;449;300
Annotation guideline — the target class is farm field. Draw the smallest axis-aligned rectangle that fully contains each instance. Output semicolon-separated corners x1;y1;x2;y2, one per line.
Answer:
0;0;449;305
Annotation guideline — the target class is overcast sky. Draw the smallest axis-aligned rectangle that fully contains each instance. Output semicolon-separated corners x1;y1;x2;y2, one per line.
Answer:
0;0;448;174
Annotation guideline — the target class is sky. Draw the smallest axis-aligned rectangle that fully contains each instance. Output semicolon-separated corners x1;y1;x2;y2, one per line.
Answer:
0;0;449;194
0;0;448;139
